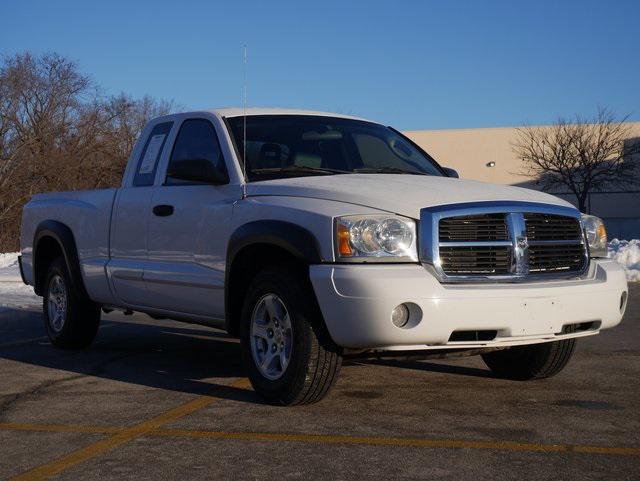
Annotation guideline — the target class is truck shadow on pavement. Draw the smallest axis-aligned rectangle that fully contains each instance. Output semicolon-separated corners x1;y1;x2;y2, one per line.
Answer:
0;306;500;406
359;358;498;379
0;307;261;405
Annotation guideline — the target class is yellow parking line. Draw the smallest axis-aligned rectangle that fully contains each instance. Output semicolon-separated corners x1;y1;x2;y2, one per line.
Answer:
571;445;640;456
150;429;640;457
0;423;118;434
8;378;251;481
1;415;639;459
0;293;627;468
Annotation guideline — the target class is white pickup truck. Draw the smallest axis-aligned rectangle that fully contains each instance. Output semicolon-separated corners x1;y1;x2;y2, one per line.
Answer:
18;108;628;405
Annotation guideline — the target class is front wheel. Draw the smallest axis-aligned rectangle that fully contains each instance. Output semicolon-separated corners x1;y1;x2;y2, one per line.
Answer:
481;338;576;380
240;265;342;405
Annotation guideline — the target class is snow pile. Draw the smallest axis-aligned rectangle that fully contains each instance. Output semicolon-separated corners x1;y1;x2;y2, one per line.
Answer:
0;282;40;309
0;252;21;282
608;239;640;282
0;251;40;308
0;251;20;268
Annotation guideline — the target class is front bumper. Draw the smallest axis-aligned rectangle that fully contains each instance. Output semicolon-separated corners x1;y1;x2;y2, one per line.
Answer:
309;259;628;350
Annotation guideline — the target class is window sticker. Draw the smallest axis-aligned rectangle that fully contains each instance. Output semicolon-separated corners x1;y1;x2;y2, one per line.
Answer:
138;134;166;174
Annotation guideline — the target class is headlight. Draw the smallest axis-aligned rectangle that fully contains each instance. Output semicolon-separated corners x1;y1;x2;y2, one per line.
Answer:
581;214;607;258
335;215;417;262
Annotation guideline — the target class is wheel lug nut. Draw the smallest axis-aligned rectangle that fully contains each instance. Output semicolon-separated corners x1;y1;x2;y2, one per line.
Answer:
267;329;274;338
271;344;277;352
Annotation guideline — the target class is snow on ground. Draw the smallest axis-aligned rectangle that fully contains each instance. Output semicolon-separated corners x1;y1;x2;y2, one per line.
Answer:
1;252;22;279
608;239;640;282
0;282;41;311
0;252;41;309
1;240;639;309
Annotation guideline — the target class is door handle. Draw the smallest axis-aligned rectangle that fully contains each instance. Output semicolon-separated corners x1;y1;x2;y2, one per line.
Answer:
153;204;174;217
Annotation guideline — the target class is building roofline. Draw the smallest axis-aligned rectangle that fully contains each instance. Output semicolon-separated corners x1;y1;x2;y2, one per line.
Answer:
405;121;640;135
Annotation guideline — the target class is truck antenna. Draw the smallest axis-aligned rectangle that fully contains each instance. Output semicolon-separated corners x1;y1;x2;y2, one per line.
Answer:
241;44;248;198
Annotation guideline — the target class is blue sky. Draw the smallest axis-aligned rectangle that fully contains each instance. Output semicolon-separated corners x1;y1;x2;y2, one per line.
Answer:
1;0;638;130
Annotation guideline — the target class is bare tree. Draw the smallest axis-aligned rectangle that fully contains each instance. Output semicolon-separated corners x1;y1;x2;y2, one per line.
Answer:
0;52;174;251
514;108;640;212
95;93;175;187
0;52;93;250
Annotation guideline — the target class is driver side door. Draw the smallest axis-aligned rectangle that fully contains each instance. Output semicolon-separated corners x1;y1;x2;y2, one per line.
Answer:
144;117;241;321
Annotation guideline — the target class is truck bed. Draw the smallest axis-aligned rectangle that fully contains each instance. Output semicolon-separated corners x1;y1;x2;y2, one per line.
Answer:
20;188;118;304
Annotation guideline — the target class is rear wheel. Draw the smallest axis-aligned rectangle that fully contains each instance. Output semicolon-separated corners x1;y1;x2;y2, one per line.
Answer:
240;265;342;405
43;257;100;349
481;339;576;380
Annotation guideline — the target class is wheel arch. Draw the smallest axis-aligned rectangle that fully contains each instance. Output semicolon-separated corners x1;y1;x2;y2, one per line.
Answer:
33;220;88;299
225;220;324;337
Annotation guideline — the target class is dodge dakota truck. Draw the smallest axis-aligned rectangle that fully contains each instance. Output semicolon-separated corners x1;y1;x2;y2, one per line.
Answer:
18;108;628;405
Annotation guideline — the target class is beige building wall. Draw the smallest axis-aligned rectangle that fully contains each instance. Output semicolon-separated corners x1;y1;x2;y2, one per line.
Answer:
405;123;640;239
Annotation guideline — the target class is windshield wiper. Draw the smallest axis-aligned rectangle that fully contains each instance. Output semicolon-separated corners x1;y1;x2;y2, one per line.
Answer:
251;165;429;177
252;165;351;175
353;167;429;175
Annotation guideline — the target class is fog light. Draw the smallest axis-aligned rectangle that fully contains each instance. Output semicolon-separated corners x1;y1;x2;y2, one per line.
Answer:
391;304;410;328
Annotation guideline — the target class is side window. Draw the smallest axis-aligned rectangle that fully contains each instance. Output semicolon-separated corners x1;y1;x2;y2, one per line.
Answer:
133;122;173;186
166;119;227;185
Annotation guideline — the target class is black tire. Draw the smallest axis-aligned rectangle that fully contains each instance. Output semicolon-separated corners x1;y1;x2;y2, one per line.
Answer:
481;338;576;380
43;257;101;349
240;264;342;405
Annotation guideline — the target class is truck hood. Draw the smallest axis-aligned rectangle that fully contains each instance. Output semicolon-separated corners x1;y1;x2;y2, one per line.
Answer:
246;174;574;219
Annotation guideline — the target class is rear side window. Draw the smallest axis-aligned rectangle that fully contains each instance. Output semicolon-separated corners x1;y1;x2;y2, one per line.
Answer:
166;119;227;185
133;122;173;186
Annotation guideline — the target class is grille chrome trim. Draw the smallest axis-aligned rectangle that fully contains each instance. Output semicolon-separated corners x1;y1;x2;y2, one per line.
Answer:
439;213;508;242
527;239;585;245
419;201;589;283
506;212;529;276
439;241;512;247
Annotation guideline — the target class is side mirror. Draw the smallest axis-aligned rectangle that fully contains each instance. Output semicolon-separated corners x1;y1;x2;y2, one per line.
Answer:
443;167;459;178
167;158;229;185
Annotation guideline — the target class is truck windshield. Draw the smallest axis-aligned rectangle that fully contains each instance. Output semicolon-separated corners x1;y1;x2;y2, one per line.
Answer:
225;115;444;181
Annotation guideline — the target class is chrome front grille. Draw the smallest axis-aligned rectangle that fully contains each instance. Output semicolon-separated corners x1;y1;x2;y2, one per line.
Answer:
528;243;586;273
439;214;508;242
525;213;582;240
420;202;589;282
439;246;511;275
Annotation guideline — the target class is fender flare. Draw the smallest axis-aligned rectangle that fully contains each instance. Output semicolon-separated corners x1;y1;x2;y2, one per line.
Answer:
33;220;88;298
225;220;325;333
227;220;324;266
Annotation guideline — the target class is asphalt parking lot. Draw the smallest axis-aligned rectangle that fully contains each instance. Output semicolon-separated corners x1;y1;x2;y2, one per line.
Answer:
0;285;638;481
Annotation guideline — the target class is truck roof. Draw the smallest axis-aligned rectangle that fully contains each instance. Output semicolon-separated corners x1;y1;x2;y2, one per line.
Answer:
207;107;371;122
